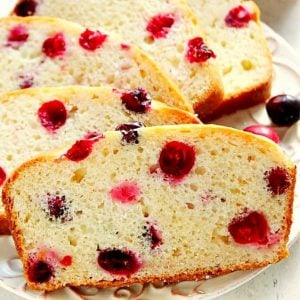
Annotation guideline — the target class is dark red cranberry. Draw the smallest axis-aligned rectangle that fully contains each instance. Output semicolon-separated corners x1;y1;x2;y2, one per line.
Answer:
60;255;72;267
115;122;144;145
121;88;151;113
225;6;253;28
0;167;6;186
120;43;130;50
14;0;37;16
159;141;196;179
65;140;94;162
79;29;107;51
19;74;34;89
97;248;141;276
243;125;280;143
264;167;290;196
7;25;29;47
42;33;66;58
28;260;54;283
228;211;270;245
43;193;71;222
143;223;163;250
146;14;175;39
38;100;67;132
266;95;300;126
185;37;216;63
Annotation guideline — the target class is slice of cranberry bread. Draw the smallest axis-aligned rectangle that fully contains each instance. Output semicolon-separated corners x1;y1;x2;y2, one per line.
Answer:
187;0;272;120
0;86;199;235
12;0;224;120
3;125;295;291
0;16;190;112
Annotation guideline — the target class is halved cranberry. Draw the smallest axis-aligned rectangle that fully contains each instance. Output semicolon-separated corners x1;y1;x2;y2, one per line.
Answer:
121;88;151;113
110;182;141;204
38;100;67;132
28;260;54;283
159;141;195;179
185;37;216;63
146;14;175;39
60;255;72;267
14;0;37;16
264;167;290;196
243;125;280;143
65;140;94;162
143;223;163;250
228;211;270;245
42;33;66;58
79;29;107;51
0;167;6;186
97;248;141;276
7;25;29;48
115;122;144;144
225;6;253;28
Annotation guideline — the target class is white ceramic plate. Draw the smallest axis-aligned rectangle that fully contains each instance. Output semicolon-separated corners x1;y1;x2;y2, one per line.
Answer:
0;2;300;299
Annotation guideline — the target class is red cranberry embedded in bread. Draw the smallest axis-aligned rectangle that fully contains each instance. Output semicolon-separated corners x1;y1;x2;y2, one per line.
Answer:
159;141;196;180
38;100;67;132
19;74;34;89
243;125;280;143
264;167;290;196
120;43;130;50
14;0;37;16
110;182;141;204
79;29;107;51
225;6;253;28
7;25;29;48
65;140;94;162
185;37;216;63
228;211;270;245
0;167;6;187
28;260;54;283
115;122;144;144
42;33;66;58
120;88;151;113
97;248;142;276
146;14;175;39
143;223;163;250
266;95;300;126
60;255;73;267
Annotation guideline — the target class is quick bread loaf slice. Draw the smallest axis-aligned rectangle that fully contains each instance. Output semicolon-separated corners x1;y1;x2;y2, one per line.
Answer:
3;125;295;291
12;0;224;120
0;86;200;234
187;0;272;119
0;16;190;111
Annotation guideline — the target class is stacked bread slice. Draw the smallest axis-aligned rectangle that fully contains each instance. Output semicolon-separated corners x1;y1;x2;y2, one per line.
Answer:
0;16;189;111
0;86;199;234
3;125;295;291
187;0;272;119
12;0;225;120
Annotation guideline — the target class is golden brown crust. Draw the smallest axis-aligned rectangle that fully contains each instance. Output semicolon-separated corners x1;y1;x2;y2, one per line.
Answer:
0;214;10;235
201;80;272;122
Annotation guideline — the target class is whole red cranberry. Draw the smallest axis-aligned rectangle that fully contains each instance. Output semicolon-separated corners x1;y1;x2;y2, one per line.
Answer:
225;6;253;28
146;14;175;39
228;211;270;245
159;141;196;179
79;29;107;51
42;33;66;58
14;0;37;17
38;100;67;132
186;37;216;63
28;260;54;283
121;88;151;113
243;125;280;143
264;167;290;196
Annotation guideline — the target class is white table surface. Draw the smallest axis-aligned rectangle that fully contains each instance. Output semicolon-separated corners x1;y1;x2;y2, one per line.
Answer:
0;0;300;299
